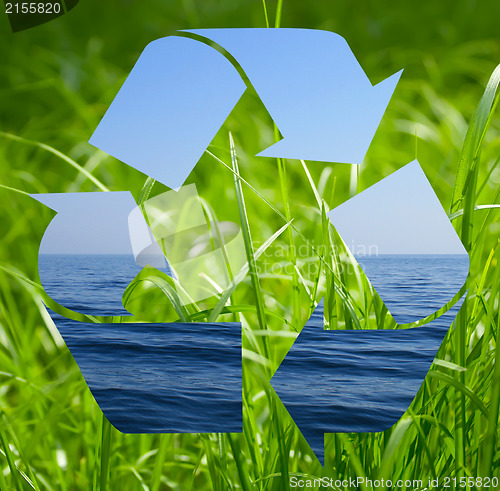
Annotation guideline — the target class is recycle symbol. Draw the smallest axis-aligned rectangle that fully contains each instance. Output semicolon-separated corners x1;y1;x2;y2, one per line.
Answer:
32;29;469;465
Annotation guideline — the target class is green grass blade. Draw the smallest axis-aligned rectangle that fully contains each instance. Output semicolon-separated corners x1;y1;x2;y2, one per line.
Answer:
450;63;500;215
229;133;269;358
0;131;110;192
137;177;156;206
99;416;112;491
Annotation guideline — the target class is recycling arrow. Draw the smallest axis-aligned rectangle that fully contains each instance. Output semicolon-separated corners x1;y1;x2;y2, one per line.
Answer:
270;297;465;465
32;190;244;433
89;29;402;189
269;160;469;464
187;28;402;164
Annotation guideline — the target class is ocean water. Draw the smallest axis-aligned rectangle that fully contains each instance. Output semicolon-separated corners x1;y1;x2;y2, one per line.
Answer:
39;254;152;316
356;254;468;323
51;315;242;433
271;296;464;457
39;254;467;437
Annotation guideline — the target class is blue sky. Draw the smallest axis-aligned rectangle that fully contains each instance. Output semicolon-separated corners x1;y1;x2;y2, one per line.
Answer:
32;192;138;254
328;161;468;255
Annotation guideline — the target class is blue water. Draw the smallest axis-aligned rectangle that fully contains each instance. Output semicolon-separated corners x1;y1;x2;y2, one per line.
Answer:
51;314;242;433
271;298;463;460
356;254;468;323
39;254;467;439
39;254;154;316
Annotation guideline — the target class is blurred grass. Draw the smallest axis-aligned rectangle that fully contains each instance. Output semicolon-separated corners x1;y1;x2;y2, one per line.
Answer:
1;0;500;489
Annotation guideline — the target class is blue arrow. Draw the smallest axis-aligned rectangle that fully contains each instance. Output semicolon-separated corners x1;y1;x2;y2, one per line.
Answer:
187;28;402;164
89;36;246;189
49;310;242;433
270;297;464;465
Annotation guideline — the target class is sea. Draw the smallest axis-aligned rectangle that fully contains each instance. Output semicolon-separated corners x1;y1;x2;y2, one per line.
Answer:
38;253;469;437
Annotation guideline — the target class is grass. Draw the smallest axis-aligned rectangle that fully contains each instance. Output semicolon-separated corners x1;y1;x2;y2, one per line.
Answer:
1;0;500;489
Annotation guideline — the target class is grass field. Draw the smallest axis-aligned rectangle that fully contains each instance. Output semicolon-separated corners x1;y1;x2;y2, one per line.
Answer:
1;0;500;489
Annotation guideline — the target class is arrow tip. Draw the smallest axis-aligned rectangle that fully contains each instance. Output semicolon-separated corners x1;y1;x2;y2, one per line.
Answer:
255;69;403;165
290;413;325;465
307;431;325;466
30;193;65;212
271;320;327;465
373;68;403;93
